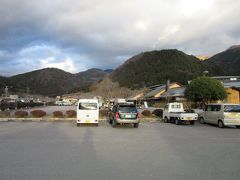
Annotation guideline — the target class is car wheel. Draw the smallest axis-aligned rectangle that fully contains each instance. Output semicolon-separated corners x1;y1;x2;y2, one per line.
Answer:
190;121;195;125
109;118;112;124
77;123;80;127
134;123;139;128
112;120;117;128
164;117;168;123
199;117;205;124
236;125;240;129
218;120;224;128
175;118;180;125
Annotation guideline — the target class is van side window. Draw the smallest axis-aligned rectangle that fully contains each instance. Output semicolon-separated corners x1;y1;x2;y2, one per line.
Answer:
206;105;211;111
216;105;221;111
211;105;221;111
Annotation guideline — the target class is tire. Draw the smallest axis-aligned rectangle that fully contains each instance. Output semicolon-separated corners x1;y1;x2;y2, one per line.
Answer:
77;123;80;127
190;121;195;125
175;118;180;125
95;123;99;127
218;120;224;128
134;123;139;128
112;120;117;128
109;118;112;125
236;125;240;129
164;117;169;123
199;117;205;124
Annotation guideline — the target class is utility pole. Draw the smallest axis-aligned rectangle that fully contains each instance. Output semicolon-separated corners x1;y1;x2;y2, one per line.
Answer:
27;87;29;101
5;86;8;98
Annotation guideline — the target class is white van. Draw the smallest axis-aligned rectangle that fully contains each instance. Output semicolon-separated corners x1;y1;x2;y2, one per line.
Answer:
199;104;240;128
76;99;99;126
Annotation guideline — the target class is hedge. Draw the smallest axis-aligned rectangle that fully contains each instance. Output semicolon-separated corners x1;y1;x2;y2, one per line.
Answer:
53;111;64;118
15;110;28;118
152;109;163;118
66;110;76;118
31;110;46;118
141;110;151;117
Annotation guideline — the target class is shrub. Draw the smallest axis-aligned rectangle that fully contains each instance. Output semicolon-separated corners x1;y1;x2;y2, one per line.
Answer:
9;102;16;110
31;110;46;118
152;109;163;118
53;111;64;118
141;110;151;117
100;109;109;118
15;110;28;118
0;111;11;118
66;110;76;117
0;101;9;111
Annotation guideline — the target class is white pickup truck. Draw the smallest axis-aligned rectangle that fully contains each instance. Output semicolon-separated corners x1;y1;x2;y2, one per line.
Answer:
163;102;198;125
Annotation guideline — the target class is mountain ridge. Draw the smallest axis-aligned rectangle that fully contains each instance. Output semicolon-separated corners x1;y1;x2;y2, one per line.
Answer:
110;49;207;88
0;68;110;96
1;45;240;96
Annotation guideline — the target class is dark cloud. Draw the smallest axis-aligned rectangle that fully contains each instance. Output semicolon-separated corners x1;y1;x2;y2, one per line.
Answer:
0;0;240;75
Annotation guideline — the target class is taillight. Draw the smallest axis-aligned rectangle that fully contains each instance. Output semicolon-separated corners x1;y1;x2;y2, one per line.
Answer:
115;112;119;119
137;112;140;119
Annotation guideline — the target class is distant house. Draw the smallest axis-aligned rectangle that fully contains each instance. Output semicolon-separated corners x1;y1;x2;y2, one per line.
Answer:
211;76;240;82
225;87;240;104
223;82;240;104
128;88;149;101
143;82;182;101
161;87;186;101
156;81;240;104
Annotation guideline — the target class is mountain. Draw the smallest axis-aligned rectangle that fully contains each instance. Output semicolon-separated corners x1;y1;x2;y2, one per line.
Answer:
204;45;240;75
110;49;206;89
76;68;108;81
0;68;109;96
104;69;114;73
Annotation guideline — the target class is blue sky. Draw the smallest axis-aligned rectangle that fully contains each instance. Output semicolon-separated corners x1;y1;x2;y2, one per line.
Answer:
0;0;240;76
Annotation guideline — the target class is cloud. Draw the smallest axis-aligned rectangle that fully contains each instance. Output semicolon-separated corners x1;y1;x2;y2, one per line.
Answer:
0;0;240;75
40;57;86;73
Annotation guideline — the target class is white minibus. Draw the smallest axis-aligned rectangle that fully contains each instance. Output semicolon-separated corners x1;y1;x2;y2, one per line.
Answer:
199;104;240;128
76;99;99;126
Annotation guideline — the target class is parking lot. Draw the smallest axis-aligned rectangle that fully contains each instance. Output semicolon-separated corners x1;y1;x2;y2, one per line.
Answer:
0;121;240;180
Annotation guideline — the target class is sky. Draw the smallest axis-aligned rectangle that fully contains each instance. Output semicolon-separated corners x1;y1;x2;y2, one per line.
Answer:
0;0;240;76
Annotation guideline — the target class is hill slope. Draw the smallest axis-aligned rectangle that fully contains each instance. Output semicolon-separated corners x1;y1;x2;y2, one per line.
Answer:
76;68;108;81
110;49;206;88
204;45;240;75
0;68;108;96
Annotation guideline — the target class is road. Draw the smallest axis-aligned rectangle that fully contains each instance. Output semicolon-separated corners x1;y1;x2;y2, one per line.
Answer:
0;121;240;180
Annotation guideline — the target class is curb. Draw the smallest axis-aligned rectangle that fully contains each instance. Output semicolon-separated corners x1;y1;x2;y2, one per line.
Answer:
0;118;161;122
0;118;76;122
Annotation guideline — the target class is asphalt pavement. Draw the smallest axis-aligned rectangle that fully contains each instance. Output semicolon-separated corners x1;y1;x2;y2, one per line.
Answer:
0;121;240;180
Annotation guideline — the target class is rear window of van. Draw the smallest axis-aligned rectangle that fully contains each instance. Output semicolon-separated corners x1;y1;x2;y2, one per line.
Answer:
79;103;98;110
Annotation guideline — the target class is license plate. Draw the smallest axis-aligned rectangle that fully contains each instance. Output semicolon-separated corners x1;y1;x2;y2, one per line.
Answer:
125;115;131;118
85;120;91;123
187;117;192;120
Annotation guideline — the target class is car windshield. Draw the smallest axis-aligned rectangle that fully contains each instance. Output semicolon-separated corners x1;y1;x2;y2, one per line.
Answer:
79;102;98;110
224;105;240;112
171;104;181;109
118;105;137;113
